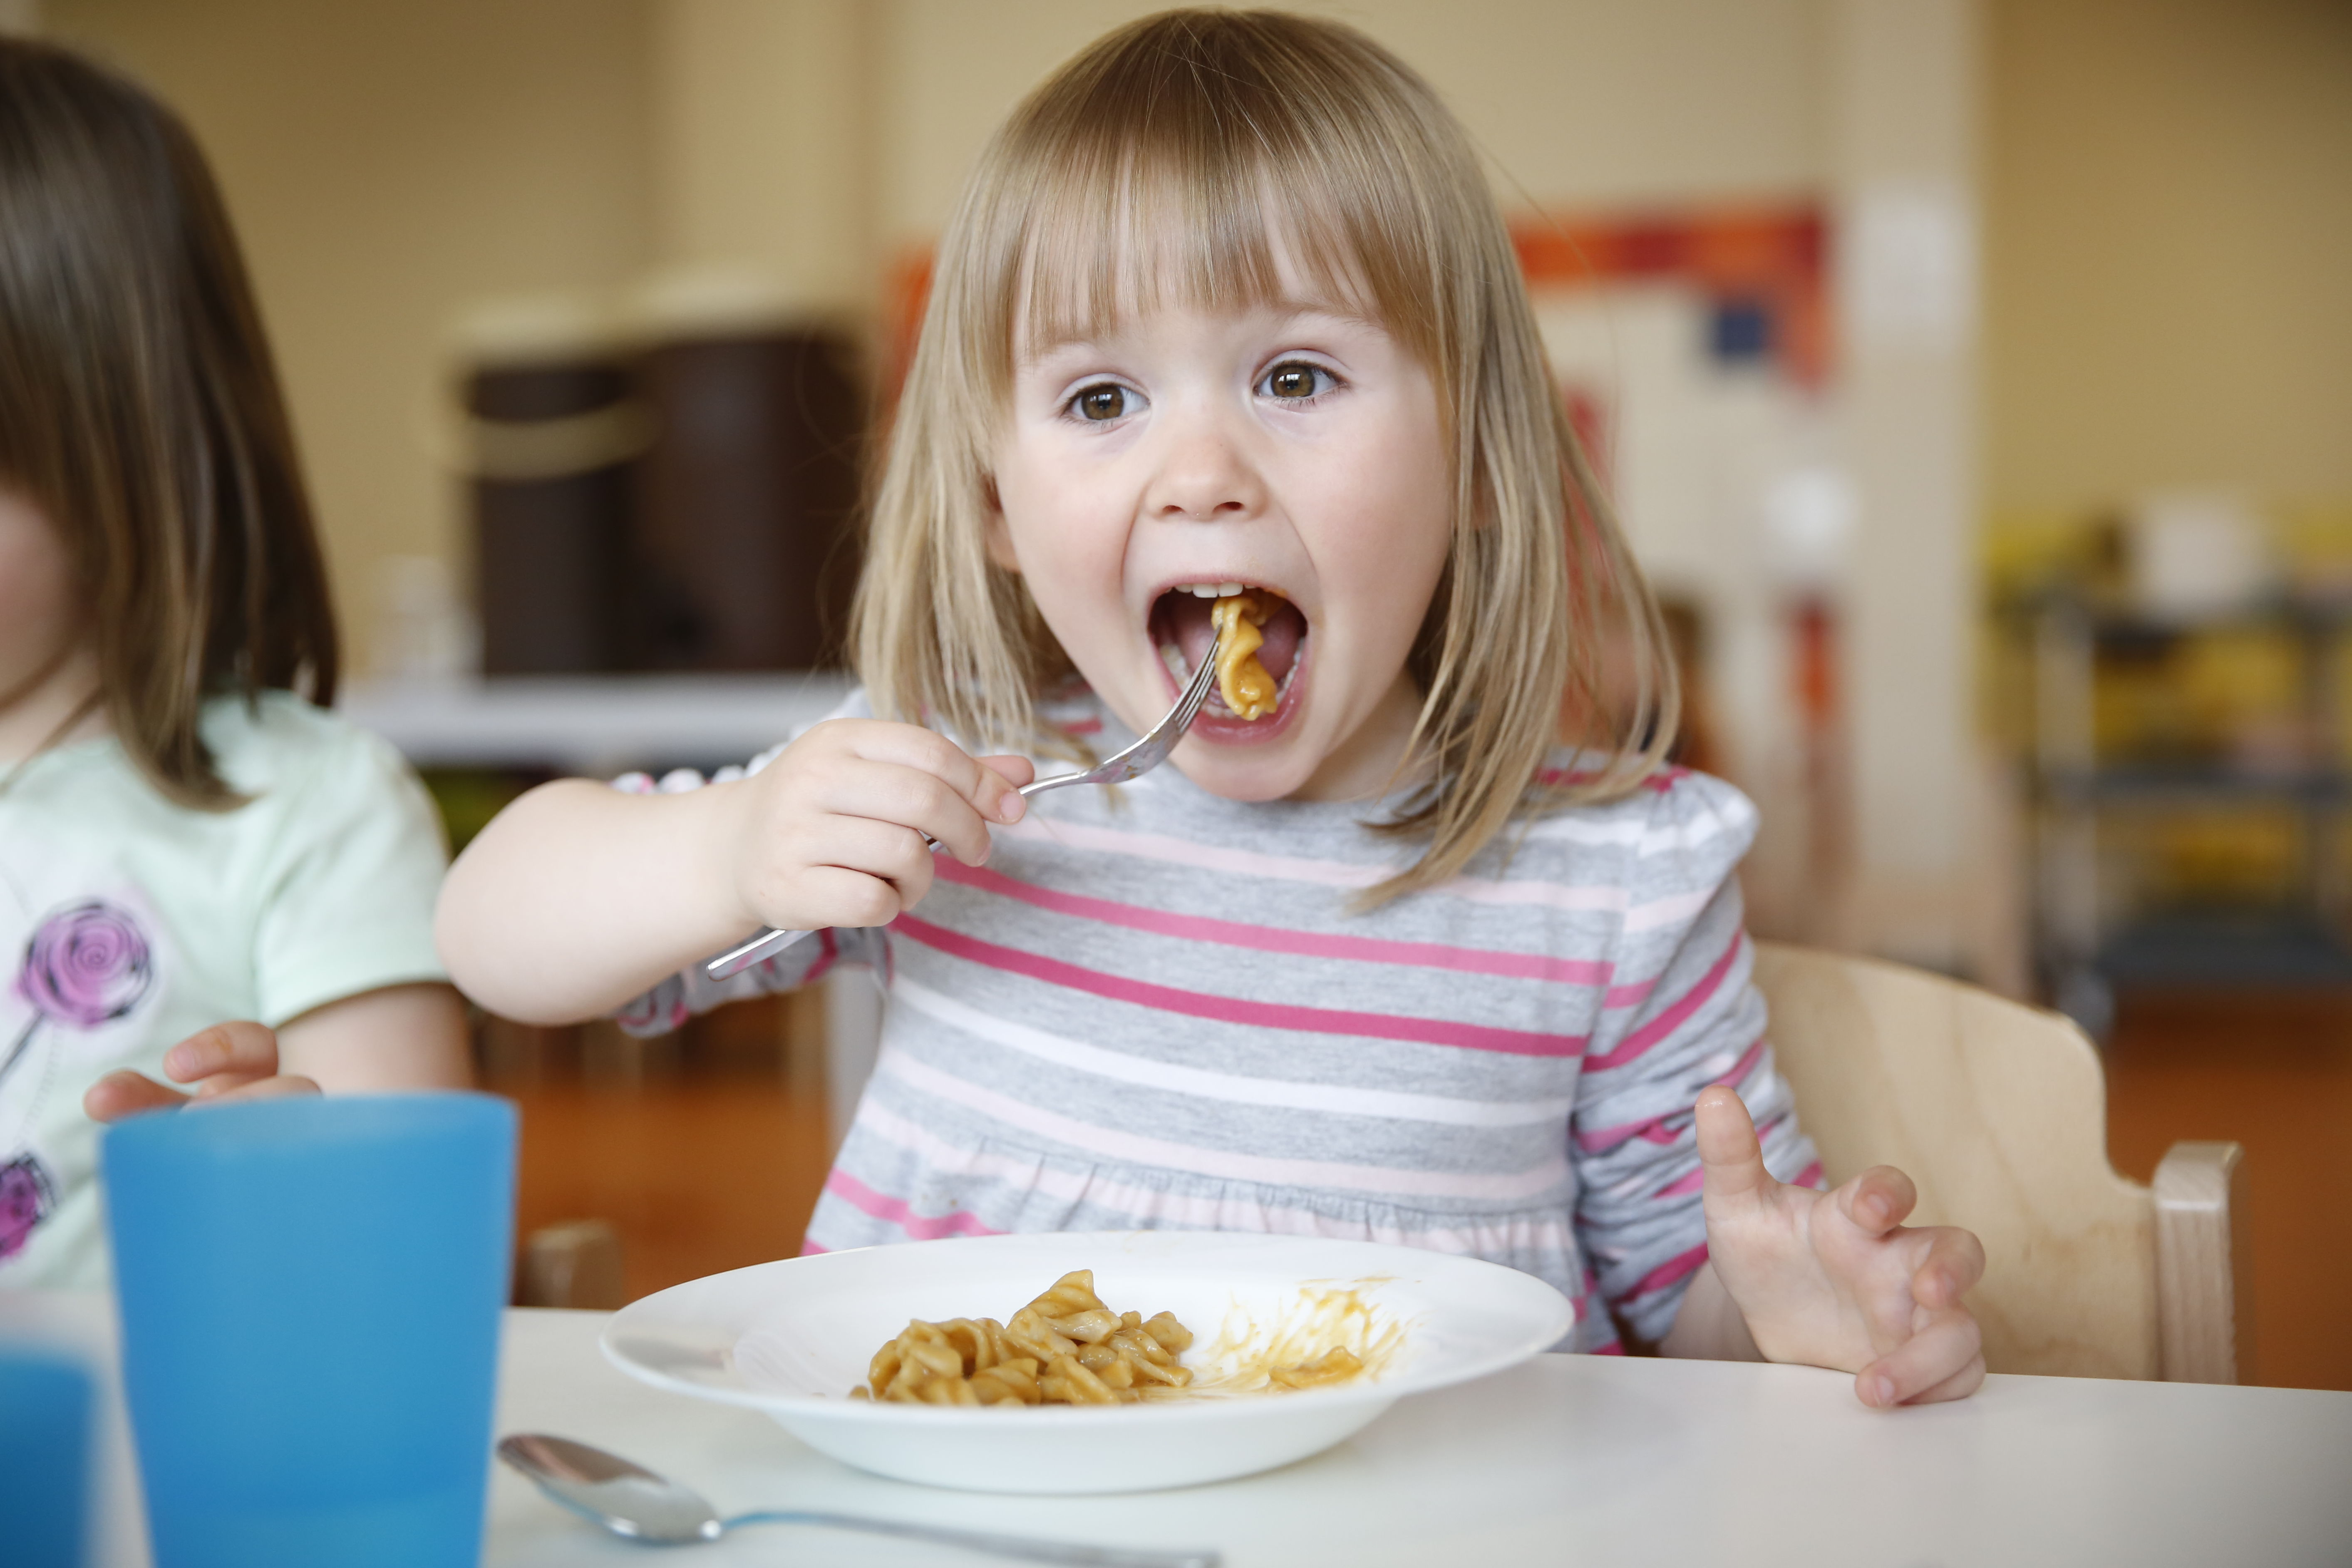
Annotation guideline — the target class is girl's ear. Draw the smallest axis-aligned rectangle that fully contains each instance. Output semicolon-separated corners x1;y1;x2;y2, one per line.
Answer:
982;475;1022;572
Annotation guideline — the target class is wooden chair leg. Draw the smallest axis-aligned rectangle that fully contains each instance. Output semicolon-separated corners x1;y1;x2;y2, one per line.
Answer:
2154;1141;2247;1384
516;1218;626;1310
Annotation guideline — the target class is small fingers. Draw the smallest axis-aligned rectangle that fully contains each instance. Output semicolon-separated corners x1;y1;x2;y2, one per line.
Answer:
822;758;996;868
789;863;911;930
1838;1165;1919;1236
822;815;939;906
1903;1352;1989;1407
978;754;1037;796
1911;1226;1987;1309
190;1074;322;1109
163;1021;279;1085
1856;1307;1984;1408
82;1069;191;1124
844;723;1027;828
1693;1086;1774;1209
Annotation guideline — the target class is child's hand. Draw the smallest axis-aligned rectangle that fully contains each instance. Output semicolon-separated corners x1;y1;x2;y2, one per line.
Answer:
715;719;1035;935
83;1021;320;1123
1693;1084;1986;1407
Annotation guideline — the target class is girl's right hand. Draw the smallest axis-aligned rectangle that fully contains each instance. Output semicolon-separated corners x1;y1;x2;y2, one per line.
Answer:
711;719;1034;935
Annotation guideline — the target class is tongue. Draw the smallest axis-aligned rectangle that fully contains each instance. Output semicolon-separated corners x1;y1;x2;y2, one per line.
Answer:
1160;591;1304;685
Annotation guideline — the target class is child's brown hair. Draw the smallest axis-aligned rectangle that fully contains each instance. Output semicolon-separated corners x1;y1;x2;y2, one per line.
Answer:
0;37;335;807
852;8;1676;900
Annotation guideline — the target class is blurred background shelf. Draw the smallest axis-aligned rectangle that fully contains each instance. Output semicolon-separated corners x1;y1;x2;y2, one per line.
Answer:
2008;560;2352;1024
2041;765;2352;807
2096;912;2352;989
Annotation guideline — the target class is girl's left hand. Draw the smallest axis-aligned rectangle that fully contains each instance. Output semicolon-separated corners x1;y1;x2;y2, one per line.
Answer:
83;1021;320;1122
1694;1084;1987;1407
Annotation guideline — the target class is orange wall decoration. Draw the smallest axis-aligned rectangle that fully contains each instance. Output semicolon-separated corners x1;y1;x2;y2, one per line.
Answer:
883;202;1831;402
1511;204;1831;387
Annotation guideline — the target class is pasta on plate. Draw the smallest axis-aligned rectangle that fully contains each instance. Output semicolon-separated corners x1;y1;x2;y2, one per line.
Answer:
850;1269;1368;1408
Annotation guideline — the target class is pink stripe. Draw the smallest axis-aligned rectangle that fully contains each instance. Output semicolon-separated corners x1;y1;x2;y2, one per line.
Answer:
1714;1034;1768;1089
791;927;839;989
1574;1114;1680;1155
1539;764;1686;794
823;1168;999;1241
1577;1035;1771;1156
1583;935;1744;1072
1603;978;1657;1009
1624;1241;1709;1299
894;915;1588;1058
1001;815;1654;919
1590;1339;1627;1355
799;1239;829;1255
1791;1159;1824;1190
881;1051;1571;1201
936;859;1618;987
1654;1166;1706;1198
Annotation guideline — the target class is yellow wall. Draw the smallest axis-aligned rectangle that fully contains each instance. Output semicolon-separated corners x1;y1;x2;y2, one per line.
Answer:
1984;0;2352;513
877;0;1830;243
45;0;656;672
43;0;1844;675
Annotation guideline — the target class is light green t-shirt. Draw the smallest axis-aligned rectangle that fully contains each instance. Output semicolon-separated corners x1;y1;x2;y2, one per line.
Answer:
0;691;449;1289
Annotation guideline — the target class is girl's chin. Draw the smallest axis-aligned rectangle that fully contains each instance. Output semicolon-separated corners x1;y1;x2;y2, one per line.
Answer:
1167;738;1320;802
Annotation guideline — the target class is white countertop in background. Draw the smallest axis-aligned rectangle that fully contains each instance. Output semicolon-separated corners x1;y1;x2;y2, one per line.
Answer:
341;672;856;772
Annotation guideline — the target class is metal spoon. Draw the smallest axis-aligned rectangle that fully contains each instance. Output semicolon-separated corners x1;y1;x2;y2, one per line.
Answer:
704;623;1226;982
496;1434;1221;1567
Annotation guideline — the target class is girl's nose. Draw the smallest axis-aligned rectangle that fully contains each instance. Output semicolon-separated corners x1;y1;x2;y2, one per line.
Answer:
1144;414;1265;523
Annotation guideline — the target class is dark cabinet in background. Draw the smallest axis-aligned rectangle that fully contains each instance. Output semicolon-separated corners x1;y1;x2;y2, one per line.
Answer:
635;332;862;672
469;328;862;677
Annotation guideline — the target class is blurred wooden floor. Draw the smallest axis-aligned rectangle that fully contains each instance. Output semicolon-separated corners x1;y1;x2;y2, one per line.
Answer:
489;995;835;1305
490;986;2352;1391
2106;988;2352;1392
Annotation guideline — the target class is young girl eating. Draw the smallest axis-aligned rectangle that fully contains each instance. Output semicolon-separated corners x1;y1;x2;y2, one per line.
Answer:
0;39;471;1288
442;9;1985;1404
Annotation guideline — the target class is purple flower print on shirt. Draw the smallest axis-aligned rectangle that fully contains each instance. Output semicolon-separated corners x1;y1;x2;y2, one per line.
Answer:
1;899;155;1091
0;1154;57;1260
17;900;152;1027
0;903;153;1261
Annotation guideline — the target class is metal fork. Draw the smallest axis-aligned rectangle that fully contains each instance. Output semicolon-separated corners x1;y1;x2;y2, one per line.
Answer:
704;626;1223;981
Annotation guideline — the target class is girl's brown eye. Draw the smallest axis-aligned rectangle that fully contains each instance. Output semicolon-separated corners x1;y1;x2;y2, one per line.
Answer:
1076;385;1127;421
1265;363;1321;400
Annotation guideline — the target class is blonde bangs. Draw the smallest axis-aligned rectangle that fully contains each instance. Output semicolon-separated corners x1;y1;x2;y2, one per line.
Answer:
1002;42;1441;385
853;8;1678;901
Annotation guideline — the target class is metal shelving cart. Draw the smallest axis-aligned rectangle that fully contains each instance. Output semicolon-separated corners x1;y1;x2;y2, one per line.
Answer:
2017;591;2352;1032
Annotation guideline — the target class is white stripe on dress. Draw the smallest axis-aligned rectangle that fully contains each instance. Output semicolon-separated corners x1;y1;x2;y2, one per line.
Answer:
876;1050;1572;1201
1000;814;1712;924
892;976;1579;1128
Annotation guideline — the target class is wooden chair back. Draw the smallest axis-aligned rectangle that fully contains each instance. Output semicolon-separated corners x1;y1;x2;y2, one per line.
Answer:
1751;942;2243;1381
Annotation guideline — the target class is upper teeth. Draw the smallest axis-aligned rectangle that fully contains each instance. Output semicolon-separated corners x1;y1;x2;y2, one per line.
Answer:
1177;582;1245;598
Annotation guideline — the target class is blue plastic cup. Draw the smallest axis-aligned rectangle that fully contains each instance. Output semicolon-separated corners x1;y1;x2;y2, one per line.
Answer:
0;1346;93;1568
103;1094;516;1568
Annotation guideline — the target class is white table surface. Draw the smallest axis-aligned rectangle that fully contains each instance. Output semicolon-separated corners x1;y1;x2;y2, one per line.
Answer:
13;1297;2350;1568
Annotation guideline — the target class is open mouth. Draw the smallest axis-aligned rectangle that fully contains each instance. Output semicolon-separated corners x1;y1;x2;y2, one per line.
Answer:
1149;581;1310;735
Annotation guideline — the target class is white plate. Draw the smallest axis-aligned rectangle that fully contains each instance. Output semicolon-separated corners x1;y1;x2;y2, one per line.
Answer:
600;1231;1572;1494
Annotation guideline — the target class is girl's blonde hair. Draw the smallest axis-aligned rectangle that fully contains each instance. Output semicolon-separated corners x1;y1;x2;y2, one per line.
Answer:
854;7;1677;900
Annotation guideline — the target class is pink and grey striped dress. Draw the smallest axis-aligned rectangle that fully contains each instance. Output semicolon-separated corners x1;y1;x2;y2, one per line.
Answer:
617;689;1818;1352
